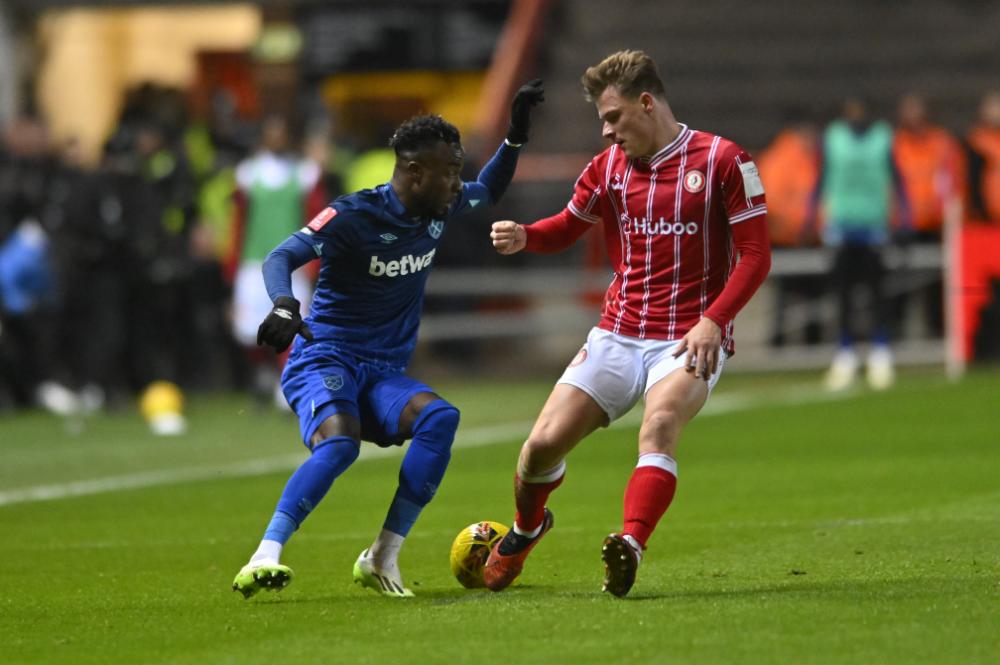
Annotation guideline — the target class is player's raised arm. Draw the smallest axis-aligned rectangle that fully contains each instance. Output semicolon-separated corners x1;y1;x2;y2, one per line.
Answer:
490;153;604;255
257;234;316;352
461;80;545;209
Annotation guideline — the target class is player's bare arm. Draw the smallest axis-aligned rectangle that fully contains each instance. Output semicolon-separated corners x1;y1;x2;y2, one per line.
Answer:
490;220;526;254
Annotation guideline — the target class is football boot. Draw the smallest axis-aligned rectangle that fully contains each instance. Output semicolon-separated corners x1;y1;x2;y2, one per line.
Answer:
483;508;554;591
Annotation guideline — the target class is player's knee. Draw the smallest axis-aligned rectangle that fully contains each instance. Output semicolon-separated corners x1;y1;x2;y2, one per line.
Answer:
413;400;460;451
523;418;571;456
312;435;361;467
312;412;361;446
639;409;681;446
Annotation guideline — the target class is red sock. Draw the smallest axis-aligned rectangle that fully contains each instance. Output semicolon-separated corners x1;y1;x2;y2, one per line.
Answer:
513;467;564;532
622;462;677;549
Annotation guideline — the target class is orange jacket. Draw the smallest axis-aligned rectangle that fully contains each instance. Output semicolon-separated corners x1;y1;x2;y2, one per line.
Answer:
893;126;963;234
967;125;1000;223
757;129;819;246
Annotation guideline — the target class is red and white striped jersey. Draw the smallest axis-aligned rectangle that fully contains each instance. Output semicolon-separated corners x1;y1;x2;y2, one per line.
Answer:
566;124;767;353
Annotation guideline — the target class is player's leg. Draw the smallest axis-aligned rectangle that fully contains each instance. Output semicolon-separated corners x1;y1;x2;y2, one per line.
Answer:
602;350;721;597
483;384;607;591
864;244;895;389
233;351;363;598
826;244;860;391
486;329;643;591
353;378;460;597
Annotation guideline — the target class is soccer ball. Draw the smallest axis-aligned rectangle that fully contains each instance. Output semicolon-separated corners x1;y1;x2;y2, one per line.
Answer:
449;520;509;589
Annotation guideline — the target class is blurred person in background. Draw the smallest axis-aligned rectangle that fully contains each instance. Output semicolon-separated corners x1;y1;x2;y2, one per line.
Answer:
34;136;109;414
485;51;771;598
0;115;58;411
130;121;198;391
891;93;963;337
230;115;321;408
232;81;544;601
966;90;1000;224
757;115;824;347
806;97;910;392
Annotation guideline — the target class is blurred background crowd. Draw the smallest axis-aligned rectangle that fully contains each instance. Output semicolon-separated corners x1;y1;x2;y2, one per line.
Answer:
1;0;1000;419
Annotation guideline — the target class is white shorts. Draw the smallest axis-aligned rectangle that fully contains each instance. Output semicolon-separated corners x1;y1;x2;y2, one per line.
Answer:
232;261;312;347
557;327;727;422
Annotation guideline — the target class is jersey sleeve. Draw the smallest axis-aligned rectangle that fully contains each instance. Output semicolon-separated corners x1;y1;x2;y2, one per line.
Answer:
450;140;521;217
717;143;768;224
566;158;605;224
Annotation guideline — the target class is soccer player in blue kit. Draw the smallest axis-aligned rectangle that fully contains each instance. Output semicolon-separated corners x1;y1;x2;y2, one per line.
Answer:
232;81;544;599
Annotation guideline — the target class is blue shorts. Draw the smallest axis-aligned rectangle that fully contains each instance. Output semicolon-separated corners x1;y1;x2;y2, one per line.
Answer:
281;341;433;448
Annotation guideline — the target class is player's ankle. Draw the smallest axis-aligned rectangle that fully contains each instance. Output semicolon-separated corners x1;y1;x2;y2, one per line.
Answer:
622;534;644;564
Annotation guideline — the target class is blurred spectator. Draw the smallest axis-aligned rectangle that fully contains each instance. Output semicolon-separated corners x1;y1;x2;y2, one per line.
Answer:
893;94;963;238
966;90;1000;224
0;115;57;411
231;115;320;406
0;220;52;410
757;117;825;347
807;97;910;391
129;122;198;388
892;93;963;338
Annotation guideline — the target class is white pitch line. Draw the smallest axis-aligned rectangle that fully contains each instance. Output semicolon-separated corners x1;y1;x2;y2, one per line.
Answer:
0;385;840;507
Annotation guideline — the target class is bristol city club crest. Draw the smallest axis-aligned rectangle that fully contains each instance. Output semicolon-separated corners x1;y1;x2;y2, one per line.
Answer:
684;170;706;194
428;220;444;239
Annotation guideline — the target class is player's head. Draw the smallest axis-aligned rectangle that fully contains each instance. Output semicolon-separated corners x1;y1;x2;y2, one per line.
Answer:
261;115;290;153
979;90;1000;128
390;114;464;217
582;50;671;159
897;93;928;130
841;96;869;124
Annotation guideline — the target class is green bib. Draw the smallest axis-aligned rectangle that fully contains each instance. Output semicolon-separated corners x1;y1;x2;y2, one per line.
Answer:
822;120;893;229
242;164;304;262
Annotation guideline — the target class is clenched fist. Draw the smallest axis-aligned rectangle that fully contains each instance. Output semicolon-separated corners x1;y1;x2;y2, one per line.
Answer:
491;221;527;255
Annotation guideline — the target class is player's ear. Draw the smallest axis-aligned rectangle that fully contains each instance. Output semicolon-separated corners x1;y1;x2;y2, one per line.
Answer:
406;160;424;184
639;92;655;113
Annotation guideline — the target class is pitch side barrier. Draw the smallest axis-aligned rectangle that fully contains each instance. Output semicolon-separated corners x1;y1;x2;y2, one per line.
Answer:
419;245;944;350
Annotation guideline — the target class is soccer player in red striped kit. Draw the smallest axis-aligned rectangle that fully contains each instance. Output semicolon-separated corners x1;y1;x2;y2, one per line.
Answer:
484;50;772;597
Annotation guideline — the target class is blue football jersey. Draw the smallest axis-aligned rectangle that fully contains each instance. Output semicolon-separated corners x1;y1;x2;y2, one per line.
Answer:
289;181;487;365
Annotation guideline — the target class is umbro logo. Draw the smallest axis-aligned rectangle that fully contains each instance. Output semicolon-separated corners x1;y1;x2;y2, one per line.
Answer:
380;233;398;244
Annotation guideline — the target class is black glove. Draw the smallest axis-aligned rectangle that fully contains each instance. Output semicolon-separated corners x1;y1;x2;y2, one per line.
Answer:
256;296;314;352
506;78;545;145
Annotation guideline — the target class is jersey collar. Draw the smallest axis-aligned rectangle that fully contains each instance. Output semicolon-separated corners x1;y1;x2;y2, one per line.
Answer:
644;123;692;169
380;183;423;228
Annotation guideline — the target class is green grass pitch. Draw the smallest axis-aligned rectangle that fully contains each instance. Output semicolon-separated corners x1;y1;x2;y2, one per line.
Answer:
1;370;998;664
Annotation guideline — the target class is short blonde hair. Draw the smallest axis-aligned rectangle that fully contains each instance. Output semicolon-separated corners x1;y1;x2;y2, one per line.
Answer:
581;50;667;102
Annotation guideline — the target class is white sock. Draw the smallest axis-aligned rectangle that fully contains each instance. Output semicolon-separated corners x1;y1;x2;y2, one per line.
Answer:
512;521;543;539
622;534;643;565
370;529;405;572
249;539;282;566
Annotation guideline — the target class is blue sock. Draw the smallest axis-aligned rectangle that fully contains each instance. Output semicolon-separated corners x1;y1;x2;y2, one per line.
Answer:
266;435;360;541
262;511;298;545
383;400;460;536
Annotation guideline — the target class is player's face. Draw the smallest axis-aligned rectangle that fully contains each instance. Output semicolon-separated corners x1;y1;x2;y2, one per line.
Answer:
596;87;657;159
413;142;464;217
